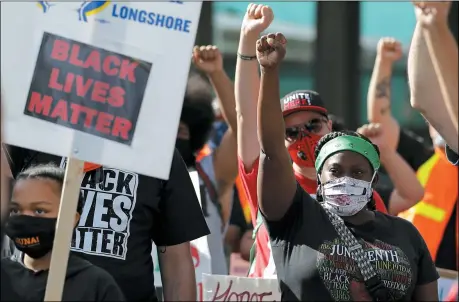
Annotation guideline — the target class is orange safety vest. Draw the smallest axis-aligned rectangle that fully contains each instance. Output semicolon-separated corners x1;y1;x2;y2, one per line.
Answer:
398;148;458;263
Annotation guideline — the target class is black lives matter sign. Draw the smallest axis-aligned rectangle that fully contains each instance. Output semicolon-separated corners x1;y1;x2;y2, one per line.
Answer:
25;32;152;145
72;167;138;260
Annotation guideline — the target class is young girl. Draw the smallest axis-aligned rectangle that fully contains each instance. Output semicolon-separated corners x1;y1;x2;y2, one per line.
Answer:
1;164;125;301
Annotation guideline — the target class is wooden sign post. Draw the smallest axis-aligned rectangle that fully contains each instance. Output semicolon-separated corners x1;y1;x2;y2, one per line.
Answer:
44;157;84;301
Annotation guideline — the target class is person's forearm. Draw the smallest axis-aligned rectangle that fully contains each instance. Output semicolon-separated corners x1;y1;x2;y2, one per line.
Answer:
381;150;424;212
257;68;296;221
408;23;458;152
423;23;459;134
367;57;393;123
257;68;284;154
208;70;237;132
236;33;261;169
162;264;196;301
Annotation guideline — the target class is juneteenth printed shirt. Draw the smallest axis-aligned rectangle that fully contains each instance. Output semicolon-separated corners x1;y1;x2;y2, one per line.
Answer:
238;157;388;278
4;145;210;302
264;185;439;301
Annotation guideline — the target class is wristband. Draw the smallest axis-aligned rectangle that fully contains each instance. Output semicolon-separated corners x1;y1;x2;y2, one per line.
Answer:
237;53;257;61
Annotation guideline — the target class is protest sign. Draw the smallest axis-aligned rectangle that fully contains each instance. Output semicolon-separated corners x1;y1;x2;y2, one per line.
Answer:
25;32;150;146
203;274;281;302
1;1;202;179
1;2;201;300
152;171;211;301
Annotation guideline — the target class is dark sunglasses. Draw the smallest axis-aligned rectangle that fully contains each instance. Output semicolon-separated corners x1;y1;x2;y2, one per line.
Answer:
285;118;328;141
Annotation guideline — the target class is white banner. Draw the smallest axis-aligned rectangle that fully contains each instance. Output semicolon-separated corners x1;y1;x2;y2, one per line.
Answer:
1;1;202;179
152;171;211;301
203;274;281;302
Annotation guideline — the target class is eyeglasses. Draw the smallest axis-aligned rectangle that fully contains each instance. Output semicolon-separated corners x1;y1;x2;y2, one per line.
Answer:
285;118;328;141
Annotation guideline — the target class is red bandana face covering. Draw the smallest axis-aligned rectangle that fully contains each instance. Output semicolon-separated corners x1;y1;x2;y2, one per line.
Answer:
287;133;323;168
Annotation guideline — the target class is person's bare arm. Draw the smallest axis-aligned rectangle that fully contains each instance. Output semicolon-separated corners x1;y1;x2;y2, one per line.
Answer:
256;33;296;221
408;22;458;153
358;124;424;215
367;38;402;150
158;242;196;301
417;2;458;136
192;45;238;192
383;151;424;215
236;4;273;171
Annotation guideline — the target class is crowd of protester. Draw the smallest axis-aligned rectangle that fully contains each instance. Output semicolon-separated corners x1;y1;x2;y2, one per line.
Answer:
0;1;458;301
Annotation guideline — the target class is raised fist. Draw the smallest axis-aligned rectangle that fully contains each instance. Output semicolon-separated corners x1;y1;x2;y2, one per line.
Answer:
357;123;389;153
241;3;274;37
256;33;287;69
414;1;451;27
377;38;402;63
192;45;223;75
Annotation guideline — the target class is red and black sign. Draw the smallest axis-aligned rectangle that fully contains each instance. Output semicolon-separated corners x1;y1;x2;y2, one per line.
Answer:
24;32;152;146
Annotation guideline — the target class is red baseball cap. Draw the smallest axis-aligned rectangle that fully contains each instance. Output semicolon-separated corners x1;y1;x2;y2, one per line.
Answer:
281;90;328;117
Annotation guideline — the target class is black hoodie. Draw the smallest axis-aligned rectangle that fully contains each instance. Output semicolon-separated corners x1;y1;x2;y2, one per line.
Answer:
1;253;125;301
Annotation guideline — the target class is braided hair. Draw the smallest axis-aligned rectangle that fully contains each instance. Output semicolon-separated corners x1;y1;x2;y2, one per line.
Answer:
314;130;380;211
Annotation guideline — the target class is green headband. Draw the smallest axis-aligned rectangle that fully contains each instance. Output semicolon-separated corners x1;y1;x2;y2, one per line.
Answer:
315;135;381;172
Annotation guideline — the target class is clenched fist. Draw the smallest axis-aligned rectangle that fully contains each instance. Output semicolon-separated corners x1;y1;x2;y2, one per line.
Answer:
241;3;274;38
377;38;402;63
256;33;287;70
414;1;451;28
357;123;389;153
192;45;223;75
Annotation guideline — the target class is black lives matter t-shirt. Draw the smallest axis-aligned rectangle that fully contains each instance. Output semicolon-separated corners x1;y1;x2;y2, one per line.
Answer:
264;185;439;301
4;145;210;302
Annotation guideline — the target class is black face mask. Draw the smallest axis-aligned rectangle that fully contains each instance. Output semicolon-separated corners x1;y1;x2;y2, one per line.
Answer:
5;215;56;259
176;138;195;167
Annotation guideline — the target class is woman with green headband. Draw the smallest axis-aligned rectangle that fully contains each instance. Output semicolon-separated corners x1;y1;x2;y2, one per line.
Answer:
259;129;439;301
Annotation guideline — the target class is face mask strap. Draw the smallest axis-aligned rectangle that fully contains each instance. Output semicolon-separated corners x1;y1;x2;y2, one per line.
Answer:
365;170;378;200
370;170;377;184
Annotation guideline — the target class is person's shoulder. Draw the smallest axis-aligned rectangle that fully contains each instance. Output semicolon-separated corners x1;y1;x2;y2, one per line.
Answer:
1;257;24;275
73;257;117;284
376;212;421;236
72;260;125;300
84;264;116;282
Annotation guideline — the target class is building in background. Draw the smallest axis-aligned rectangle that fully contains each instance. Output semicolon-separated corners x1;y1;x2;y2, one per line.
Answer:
212;2;316;98
211;2;425;130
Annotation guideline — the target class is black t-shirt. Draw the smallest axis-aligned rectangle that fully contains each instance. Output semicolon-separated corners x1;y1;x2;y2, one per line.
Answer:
264;185;439;301
1;253;124;301
4;145;210;302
